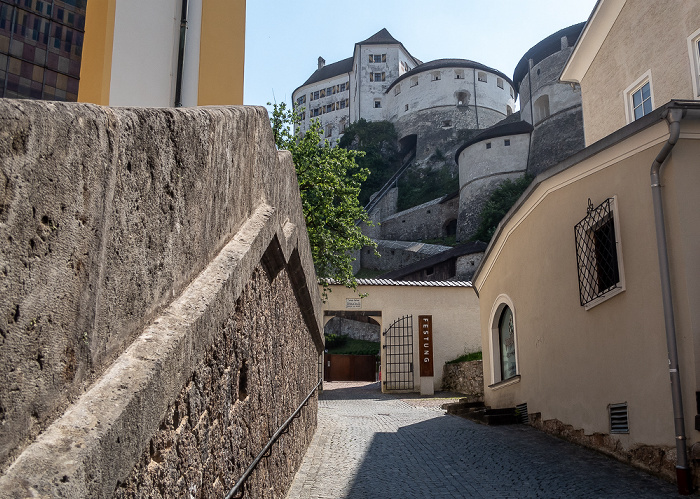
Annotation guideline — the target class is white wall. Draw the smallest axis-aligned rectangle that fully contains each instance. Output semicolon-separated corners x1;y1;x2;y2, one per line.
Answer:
110;0;180;106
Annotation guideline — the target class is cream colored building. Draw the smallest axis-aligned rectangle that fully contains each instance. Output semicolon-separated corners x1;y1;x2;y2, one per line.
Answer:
475;0;700;493
561;0;700;145
78;0;245;106
322;279;480;395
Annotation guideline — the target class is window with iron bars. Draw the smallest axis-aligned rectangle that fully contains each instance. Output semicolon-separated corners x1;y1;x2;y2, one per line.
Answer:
574;197;624;308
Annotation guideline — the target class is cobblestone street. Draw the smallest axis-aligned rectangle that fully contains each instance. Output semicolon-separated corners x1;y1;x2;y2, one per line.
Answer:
286;381;680;499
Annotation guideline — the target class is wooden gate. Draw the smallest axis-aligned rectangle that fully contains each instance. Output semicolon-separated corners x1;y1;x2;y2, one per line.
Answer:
324;354;377;382
382;315;414;390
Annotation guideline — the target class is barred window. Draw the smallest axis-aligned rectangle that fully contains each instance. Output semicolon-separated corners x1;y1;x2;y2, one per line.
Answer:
574;198;625;308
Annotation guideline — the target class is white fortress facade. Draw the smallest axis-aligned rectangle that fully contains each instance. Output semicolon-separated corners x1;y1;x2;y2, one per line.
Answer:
292;29;516;155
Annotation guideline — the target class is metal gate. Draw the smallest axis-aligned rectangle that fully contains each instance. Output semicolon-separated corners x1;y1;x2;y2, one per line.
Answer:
382;315;413;390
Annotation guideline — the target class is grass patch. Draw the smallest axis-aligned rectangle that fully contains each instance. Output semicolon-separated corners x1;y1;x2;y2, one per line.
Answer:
325;335;380;355
445;351;482;364
420;235;457;247
354;268;386;279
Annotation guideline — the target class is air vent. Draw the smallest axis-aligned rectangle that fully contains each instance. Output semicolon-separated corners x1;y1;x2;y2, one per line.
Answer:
609;403;629;434
515;403;529;424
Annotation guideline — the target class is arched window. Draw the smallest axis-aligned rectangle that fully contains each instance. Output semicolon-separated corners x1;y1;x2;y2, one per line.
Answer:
534;94;550;123
489;296;519;384
506;105;513;116
498;306;517;381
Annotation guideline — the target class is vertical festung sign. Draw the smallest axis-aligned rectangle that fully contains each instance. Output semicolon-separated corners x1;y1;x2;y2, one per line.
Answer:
419;315;433;377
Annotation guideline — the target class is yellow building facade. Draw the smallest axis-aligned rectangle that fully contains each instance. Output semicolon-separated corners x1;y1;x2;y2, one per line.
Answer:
78;0;245;106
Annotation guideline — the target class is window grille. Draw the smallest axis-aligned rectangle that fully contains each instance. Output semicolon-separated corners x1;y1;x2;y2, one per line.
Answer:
574;198;621;306
609;403;629;434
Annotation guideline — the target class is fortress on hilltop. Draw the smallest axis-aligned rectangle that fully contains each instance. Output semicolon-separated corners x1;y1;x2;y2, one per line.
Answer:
293;25;587;280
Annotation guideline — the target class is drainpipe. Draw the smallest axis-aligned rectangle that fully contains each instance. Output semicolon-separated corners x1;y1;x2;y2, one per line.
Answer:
650;107;691;495
472;68;479;129
174;0;189;107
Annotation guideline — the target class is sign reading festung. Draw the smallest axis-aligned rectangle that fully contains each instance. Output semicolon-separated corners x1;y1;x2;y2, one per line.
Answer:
419;315;433;377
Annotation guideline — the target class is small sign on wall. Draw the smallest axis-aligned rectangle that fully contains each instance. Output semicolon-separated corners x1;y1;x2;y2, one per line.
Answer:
419;315;434;377
345;298;362;309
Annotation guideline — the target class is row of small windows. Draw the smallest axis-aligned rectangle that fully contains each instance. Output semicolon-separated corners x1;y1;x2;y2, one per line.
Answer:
307;83;348;103
485;139;511;149
308;99;349;118
369;53;386;63
399;70;513;97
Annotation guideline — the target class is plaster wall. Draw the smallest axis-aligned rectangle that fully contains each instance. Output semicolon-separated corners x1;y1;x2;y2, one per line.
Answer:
322;283;480;392
293;73;351;144
475;119;700;453
519;46;579;125
358;44;402;122
457;133;529;240
579;1;700;145
110;0;180;106
0;101;323;495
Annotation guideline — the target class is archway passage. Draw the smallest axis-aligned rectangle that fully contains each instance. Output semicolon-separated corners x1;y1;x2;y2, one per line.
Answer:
444;219;457;237
399;134;418;158
323;311;382;382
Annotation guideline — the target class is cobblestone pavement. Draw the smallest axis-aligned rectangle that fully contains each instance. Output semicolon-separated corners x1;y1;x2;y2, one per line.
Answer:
286;381;681;499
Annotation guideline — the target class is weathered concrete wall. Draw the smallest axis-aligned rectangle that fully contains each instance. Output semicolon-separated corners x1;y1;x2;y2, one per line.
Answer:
0;100;323;497
441;360;484;400
527;107;585;177
379;195;458;242
360;240;451;272
457;133;529;240
324;316;380;343
455;253;483;281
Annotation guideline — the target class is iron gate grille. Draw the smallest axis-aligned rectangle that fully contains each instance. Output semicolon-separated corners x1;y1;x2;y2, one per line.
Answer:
574;198;621;306
383;315;413;390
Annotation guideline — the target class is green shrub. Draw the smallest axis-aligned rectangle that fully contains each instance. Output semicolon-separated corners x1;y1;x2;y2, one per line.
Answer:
472;174;533;242
445;351;482;365
397;164;458;212
324;333;348;350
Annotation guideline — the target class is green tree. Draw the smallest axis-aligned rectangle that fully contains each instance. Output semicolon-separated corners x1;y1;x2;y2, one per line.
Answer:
269;102;375;292
472;174;534;242
338;119;400;206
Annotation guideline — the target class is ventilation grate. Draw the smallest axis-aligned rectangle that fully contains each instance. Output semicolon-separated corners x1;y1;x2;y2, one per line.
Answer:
515;403;529;424
609;403;629;434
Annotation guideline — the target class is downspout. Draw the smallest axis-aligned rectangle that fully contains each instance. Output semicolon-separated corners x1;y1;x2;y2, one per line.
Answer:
650;107;691;495
472;68;479;129
174;0;189;107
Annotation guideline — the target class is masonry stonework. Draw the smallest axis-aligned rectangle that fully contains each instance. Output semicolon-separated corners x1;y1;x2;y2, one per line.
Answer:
0;100;323;497
441;360;484;400
114;267;318;498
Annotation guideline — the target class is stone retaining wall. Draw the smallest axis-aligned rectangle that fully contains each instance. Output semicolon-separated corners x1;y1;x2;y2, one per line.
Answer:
441;360;484;400
0;100;322;497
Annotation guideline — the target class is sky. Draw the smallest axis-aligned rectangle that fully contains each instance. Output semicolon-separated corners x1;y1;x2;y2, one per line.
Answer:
243;0;599;111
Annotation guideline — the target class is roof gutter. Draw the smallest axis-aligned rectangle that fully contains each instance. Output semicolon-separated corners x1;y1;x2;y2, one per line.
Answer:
174;0;189;107
650;107;691;495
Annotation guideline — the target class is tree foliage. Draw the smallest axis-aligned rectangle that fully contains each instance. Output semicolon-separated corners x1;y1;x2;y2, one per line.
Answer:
338;119;401;206
472;174;534;242
396;163;459;212
269;102;376;292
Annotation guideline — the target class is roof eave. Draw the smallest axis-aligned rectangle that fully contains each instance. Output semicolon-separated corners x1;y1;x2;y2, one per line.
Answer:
560;0;626;83
471;99;700;292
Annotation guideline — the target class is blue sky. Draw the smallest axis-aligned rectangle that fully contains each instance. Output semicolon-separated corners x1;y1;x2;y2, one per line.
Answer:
243;0;598;110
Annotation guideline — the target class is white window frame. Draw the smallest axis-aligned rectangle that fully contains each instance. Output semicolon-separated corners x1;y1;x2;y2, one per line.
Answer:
686;28;700;99
623;70;654;124
488;295;520;388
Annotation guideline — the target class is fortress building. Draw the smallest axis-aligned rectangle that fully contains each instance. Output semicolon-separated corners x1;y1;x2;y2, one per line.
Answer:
292;28;515;167
293;25;587;280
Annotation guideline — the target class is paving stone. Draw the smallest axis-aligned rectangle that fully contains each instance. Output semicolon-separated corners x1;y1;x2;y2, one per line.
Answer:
286;381;681;499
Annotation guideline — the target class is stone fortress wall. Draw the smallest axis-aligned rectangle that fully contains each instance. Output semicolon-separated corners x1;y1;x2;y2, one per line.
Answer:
293;25;586;277
0;101;323;497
